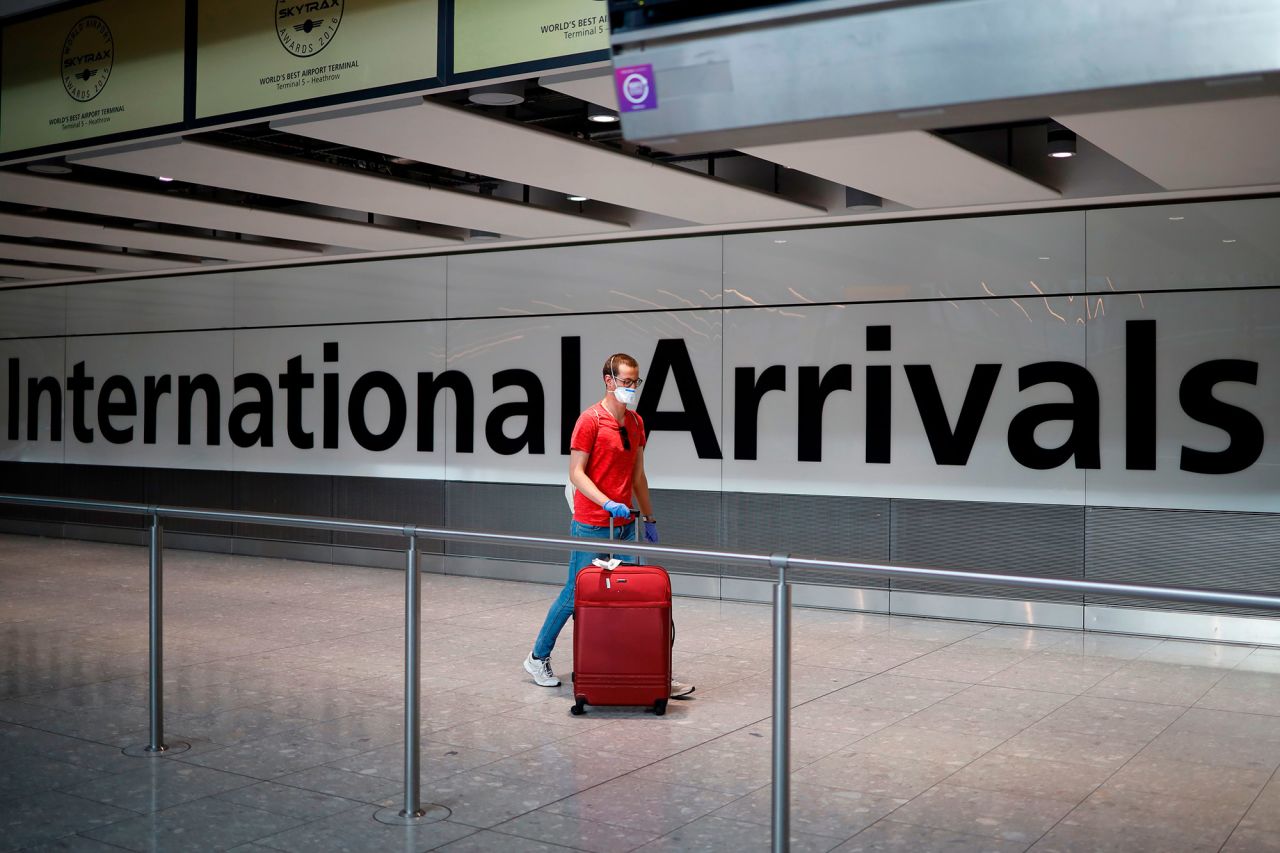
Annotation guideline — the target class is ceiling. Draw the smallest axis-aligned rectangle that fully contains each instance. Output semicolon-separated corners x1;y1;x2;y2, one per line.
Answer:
1;61;1277;286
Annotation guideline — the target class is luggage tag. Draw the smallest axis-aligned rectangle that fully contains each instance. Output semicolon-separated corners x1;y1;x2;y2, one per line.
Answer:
592;557;622;588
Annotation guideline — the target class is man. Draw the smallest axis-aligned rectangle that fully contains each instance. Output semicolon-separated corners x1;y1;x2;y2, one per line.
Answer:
523;352;693;699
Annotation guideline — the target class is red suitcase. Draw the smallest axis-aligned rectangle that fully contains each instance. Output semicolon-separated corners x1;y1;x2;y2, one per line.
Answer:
570;517;672;716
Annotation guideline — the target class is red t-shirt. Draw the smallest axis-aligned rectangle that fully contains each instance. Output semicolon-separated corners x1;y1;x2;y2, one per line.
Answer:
571;404;647;526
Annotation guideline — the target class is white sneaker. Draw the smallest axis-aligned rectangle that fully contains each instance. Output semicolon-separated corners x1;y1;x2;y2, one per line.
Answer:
524;653;561;687
670;679;695;699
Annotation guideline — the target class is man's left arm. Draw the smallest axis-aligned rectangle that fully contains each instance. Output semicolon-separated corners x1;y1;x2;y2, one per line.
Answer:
632;447;659;542
632;446;654;517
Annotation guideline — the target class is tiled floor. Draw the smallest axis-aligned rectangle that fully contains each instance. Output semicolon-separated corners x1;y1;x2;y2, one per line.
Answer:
2;533;1280;852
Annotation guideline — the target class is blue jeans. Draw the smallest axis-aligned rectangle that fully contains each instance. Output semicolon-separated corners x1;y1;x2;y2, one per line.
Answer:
532;520;634;660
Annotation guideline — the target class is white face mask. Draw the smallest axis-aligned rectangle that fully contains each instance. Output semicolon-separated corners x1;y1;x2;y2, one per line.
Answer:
612;385;637;407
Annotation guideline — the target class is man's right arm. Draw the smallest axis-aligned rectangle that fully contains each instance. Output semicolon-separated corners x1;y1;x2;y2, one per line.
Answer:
569;450;612;508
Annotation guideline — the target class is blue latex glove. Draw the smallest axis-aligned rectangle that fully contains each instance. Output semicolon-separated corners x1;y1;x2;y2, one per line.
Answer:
644;521;659;544
603;500;632;519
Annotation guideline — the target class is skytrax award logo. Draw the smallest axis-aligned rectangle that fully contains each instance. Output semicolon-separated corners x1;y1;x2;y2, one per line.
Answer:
276;0;344;57
61;15;113;102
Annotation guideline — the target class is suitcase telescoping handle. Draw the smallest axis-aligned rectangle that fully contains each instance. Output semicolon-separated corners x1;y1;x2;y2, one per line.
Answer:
607;510;642;555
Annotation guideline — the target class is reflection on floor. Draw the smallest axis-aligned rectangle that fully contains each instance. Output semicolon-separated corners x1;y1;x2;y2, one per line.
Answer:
1;533;1279;852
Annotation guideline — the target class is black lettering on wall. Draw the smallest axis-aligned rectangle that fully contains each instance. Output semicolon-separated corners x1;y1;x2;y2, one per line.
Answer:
1179;360;1264;475
279;354;315;450
866;326;892;464
67;361;94;443
486;369;545;455
639;339;723;459
144;379;174;445
560;336;580;455
143;376;171;445
797;365;852;462
732;365;786;461
26;375;62;442
1007;362;1101;470
230;374;274;448
1126;320;1157;470
97;375;137;445
323;342;339;449
866;366;891;463
349;371;407;452
6;359;17;441
178;374;221;446
905;364;1001;465
417;371;474;453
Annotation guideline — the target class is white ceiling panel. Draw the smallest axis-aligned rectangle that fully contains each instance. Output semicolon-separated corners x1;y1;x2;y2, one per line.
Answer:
0;212;318;263
0;171;458;252
0;262;73;281
742;131;1061;209
278;100;824;224
539;71;618;111
78;139;629;239
0;241;184;272
1056;96;1280;190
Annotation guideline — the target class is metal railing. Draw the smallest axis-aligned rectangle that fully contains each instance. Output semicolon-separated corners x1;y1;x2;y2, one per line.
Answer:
4;492;1280;849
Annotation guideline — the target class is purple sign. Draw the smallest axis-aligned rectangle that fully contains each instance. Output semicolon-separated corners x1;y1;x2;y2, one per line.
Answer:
615;64;657;113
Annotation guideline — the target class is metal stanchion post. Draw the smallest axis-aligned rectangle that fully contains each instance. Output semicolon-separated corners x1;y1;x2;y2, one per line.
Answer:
771;553;792;853
402;532;423;818
375;531;449;826
124;512;188;757
148;513;165;753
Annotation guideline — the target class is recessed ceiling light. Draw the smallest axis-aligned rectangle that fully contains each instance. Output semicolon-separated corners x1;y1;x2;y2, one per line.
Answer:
773;239;788;244
1222;238;1237;243
467;81;525;106
1046;124;1077;158
1039;256;1051;260
26;162;71;175
566;194;588;202
1168;216;1185;221
587;110;619;123
157;176;175;182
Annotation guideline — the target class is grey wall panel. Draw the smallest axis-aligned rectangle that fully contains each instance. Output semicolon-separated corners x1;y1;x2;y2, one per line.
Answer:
66;275;235;336
232;471;332;544
649;488;724;576
0;286;65;339
61;464;147;530
233;258;447;328
445;237;722;318
441;483;725;577
723;491;889;585
890;499;1085;602
0;461;68;525
332;475;445;552
1086;506;1280;617
1088;198;1280;293
5;457;1280;646
0;519;69;540
233;538;333;564
145;467;235;536
444;481;572;564
725;212;1085;306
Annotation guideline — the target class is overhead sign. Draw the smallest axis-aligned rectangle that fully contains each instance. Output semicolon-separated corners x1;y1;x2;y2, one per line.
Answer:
452;0;609;77
0;0;185;155
195;0;440;120
3;295;1277;513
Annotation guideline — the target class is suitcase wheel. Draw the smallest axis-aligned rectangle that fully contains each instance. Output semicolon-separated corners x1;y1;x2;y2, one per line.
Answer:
570;697;587;716
653;698;668;716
